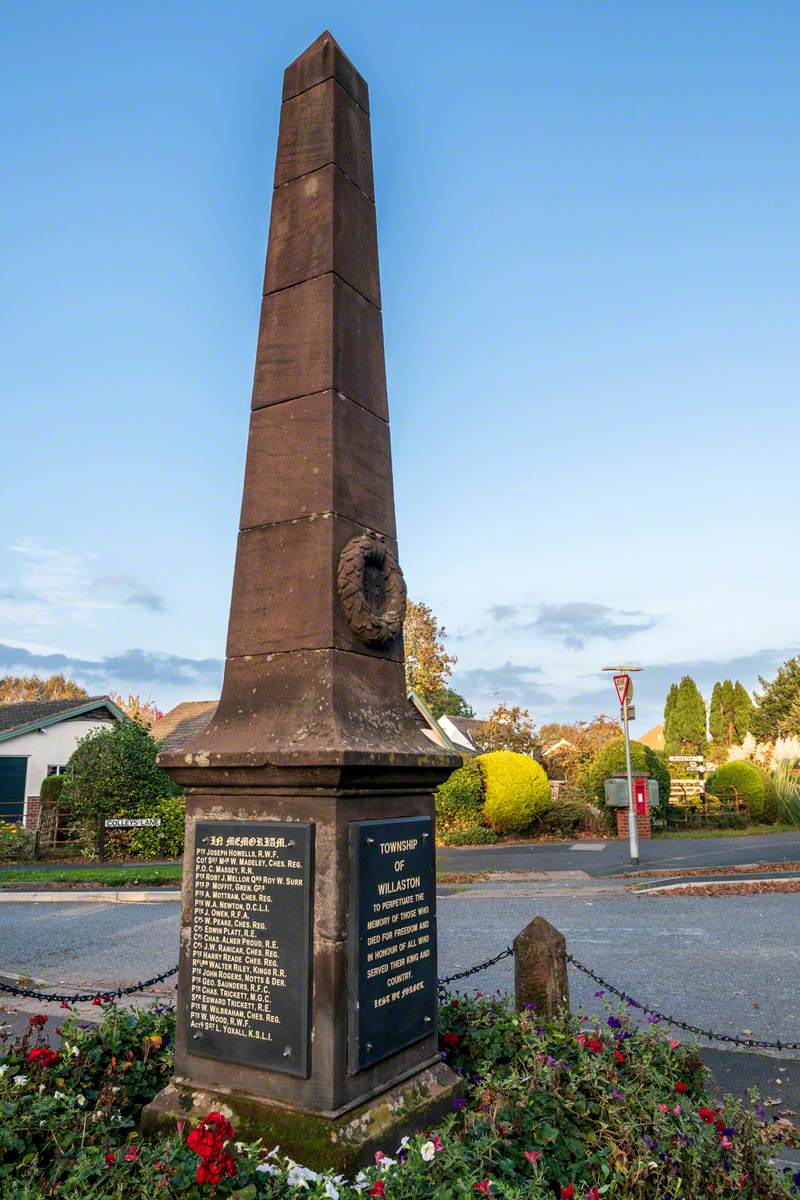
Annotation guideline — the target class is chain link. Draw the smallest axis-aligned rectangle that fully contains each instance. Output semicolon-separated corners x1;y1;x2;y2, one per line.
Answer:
0;964;178;1005
438;946;514;988
566;954;800;1052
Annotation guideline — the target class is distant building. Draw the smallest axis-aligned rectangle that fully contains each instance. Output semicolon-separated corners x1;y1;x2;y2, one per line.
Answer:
437;715;486;756
639;724;665;751
149;701;218;752
0;696;126;829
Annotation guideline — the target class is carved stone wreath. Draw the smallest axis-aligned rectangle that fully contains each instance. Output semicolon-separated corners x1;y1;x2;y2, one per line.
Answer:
336;532;407;646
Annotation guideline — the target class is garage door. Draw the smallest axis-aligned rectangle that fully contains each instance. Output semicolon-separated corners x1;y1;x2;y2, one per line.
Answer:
0;757;28;823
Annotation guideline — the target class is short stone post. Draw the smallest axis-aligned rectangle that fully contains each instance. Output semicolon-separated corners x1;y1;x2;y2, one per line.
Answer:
513;916;569;1018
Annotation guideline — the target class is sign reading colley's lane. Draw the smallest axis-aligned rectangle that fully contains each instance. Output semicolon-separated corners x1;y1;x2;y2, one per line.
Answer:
349;815;436;1072
188;820;314;1077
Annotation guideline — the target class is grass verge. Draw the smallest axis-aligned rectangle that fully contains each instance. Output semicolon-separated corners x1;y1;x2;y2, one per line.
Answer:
0;864;182;888
654;823;800;840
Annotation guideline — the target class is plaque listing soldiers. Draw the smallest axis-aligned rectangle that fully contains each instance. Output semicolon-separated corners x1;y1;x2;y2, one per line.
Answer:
189;821;313;1075
144;32;461;1169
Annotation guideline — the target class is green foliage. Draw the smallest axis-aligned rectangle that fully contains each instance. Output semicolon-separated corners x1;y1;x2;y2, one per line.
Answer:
38;774;65;806
580;738;670;818
710;680;753;749
427;687;475;720
752;656;800;741
538;798;601;837
0;820;34;862
439;824;499;846
129;794;187;859
757;766;779;824
707;761;765;820
60;721;182;854
771;760;800;824
477;750;550;834
664;675;707;755
435;760;484;833
0;997;788;1199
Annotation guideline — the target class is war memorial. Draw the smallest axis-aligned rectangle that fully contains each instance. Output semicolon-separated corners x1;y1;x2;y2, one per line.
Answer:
143;32;463;1168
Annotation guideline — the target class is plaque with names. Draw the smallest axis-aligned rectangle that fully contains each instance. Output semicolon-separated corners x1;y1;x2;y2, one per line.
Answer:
348;815;436;1073
188;820;314;1077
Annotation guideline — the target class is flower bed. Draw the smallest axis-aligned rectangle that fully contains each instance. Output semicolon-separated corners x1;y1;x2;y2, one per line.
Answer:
0;994;796;1198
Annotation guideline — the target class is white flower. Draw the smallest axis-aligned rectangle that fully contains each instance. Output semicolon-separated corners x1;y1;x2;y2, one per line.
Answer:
53;1091;64;1100
70;1045;79;1057
256;1163;279;1176
76;1094;86;1107
420;1141;436;1162
379;1156;396;1171
324;1182;339;1200
13;1075;27;1086
267;1144;280;1158
353;1170;368;1192
396;1136;410;1153
286;1163;318;1188
0;1064;8;1075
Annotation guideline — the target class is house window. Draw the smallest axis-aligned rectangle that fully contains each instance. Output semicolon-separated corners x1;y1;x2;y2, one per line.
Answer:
46;765;67;776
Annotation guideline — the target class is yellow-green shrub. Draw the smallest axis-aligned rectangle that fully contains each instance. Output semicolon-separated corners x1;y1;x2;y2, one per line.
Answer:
477;750;551;834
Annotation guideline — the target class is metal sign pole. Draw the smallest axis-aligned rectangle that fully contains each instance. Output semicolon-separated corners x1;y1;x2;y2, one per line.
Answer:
622;700;639;865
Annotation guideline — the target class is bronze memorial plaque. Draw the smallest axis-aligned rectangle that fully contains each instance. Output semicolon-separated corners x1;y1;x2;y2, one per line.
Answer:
348;815;436;1073
188;820;314;1076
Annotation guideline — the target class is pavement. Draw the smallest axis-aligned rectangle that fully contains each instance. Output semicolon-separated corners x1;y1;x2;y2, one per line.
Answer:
438;830;800;876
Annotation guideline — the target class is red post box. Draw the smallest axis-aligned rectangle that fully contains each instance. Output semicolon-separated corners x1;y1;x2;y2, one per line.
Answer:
633;777;648;815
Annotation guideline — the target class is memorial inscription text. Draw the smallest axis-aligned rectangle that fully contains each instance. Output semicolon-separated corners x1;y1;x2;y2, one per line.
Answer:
188;819;313;1076
349;815;436;1072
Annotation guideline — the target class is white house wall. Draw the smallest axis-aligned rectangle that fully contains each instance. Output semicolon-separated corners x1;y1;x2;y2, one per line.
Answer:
0;719;113;823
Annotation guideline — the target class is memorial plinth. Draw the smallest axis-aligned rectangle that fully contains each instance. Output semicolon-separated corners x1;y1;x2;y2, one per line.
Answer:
142;31;461;1170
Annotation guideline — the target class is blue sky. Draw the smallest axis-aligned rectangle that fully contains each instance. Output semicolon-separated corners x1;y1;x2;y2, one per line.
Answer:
1;1;798;730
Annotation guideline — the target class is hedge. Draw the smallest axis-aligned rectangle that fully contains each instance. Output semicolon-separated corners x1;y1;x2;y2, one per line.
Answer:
707;760;765;821
434;759;483;833
580;739;671;818
476;750;551;834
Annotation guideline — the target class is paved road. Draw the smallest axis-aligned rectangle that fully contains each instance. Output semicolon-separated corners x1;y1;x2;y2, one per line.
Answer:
438;831;800;877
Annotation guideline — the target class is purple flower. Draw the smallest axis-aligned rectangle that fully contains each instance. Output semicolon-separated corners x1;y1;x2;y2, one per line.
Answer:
594;990;605;998
755;1103;766;1121
611;1088;624;1101
453;1097;466;1110
439;1050;448;1060
642;1136;657;1151
607;1016;622;1029
472;1073;485;1083
545;1055;556;1067
647;1014;662;1024
524;1002;536;1011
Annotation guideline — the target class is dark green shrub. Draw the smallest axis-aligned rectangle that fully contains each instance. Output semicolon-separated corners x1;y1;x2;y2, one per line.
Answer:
38;773;65;806
439;825;498;846
707;761;765;820
580;739;671;819
129;794;187;859
435;759;484;833
538;799;590;837
477;751;551;833
705;810;750;830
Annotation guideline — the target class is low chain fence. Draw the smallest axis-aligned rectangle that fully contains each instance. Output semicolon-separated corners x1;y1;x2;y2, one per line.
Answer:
1;943;798;1054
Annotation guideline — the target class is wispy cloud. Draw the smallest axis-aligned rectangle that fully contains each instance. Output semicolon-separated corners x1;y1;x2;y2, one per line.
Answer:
451;660;551;710
1;542;165;624
0;642;222;689
487;599;658;650
94;574;166;612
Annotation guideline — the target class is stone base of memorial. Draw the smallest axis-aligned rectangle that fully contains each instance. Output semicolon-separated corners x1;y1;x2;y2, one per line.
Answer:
142;770;462;1171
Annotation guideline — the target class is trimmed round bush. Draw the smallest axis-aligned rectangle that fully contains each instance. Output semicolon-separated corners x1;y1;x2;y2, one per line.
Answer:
580;739;670;818
435;759;484;833
707;761;765;820
477;750;551;834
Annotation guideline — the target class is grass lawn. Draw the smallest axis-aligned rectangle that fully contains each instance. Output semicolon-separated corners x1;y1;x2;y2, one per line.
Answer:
655;823;800;839
0;863;183;887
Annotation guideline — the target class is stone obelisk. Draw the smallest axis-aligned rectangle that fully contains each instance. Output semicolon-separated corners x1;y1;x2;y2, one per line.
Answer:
144;32;461;1169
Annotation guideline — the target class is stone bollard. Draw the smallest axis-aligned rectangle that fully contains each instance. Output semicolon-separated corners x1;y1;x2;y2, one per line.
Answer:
513;916;569;1018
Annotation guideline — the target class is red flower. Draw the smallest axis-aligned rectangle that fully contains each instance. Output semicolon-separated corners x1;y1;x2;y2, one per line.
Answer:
613;1049;625;1064
474;1182;492;1195
369;1182;385;1198
699;1107;716;1123
186;1111;237;1185
674;1082;688;1094
29;1014;47;1027
27;1047;58;1068
524;1150;541;1164
442;1032;460;1048
579;1036;604;1054
561;1187;575;1200
586;1189;601;1200
105;1153;116;1166
91;996;103;1006
432;1134;444;1152
124;1145;139;1162
196;1153;236;1186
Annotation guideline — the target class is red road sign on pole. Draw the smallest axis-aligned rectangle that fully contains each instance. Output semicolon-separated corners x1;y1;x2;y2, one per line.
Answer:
613;674;630;706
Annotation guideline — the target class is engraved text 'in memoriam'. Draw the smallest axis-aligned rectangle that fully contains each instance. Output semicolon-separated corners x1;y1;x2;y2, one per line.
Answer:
188;820;313;1076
